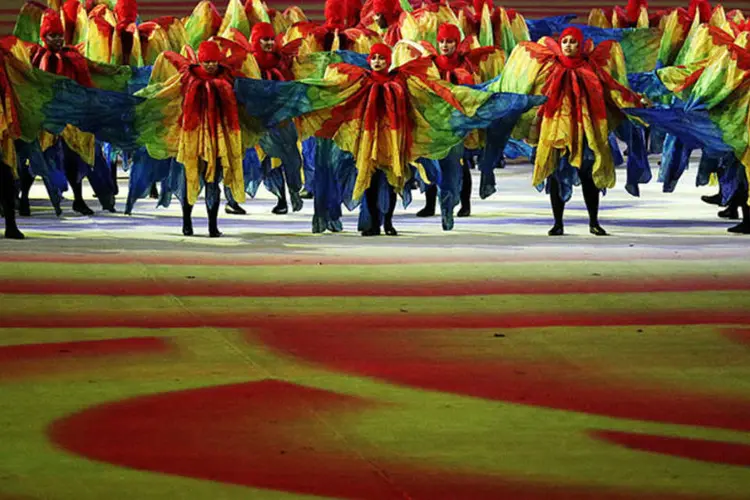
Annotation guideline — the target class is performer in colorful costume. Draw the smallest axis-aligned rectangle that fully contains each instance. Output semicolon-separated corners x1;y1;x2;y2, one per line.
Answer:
493;26;649;236
626;28;750;234
627;12;750;214
286;0;378;53
416;22;501;227
85;0;177;66
0;33;138;238
245;22;304;215
0;42;25;239
133;40;249;237
588;0;660;29
234;41;544;235
184;0;224;48
20;10;110;216
358;0;402;45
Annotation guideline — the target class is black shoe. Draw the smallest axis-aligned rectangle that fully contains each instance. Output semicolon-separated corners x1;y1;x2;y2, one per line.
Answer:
290;192;303;212
209;228;223;238
548;224;564;236
299;189;314;200
701;193;722;206
361;227;381;236
271;200;288;215
72;200;94;215
182;221;194;236
225;202;246;215
416;206;435;217
384;224;398;236
590;224;608;236
19;197;30;217
4;226;25;239
457;205;471;217
718;207;739;220
728;222;750;234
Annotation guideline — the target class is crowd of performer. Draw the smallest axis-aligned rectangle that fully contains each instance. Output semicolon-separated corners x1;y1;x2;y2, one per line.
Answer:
0;0;748;239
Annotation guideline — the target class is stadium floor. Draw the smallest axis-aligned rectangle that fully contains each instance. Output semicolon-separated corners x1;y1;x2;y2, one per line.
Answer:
1;160;749;500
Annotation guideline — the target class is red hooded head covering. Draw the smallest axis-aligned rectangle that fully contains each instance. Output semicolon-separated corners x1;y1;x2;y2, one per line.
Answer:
114;0;138;24
198;40;223;62
345;0;362;27
625;0;647;24
558;27;585;68
473;0;493;15
40;9;65;39
368;43;392;73
437;23;461;43
324;0;346;28
62;0;80;24
250;22;283;73
735;19;750;34
373;0;399;25
688;0;712;23
250;22;276;53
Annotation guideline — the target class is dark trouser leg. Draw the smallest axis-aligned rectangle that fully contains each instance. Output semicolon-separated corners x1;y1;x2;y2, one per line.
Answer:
269;159;288;214
19;169;33;216
207;182;221;237
718;189;741;219
64;148;93;215
181;200;194;236
580;168;607;235
1;164;23;239
383;184;397;236
457;161;472;217
417;184;437;217
548;176;565;235
728;186;750;234
111;158;119;195
361;181;381;236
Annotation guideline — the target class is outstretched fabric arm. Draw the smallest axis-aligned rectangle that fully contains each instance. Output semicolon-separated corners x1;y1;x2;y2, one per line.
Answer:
2;37;142;150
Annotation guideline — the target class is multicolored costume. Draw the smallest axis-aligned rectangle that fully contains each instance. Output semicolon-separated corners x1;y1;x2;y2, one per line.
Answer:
85;0;183;66
21;9;121;216
0;33;138;239
415;22;503;229
286;0;377;53
493;26;649;236
131;40;253;237
626;27;750;233
235;41;544;235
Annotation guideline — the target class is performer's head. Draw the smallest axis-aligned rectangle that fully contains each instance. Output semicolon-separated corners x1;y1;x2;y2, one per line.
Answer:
688;0;712;23
559;26;583;57
626;0;648;22
324;0;345;28
115;0;138;24
368;43;392;73
198;40;222;74
437;23;461;57
40;10;65;52
251;22;276;53
473;0;493;15
345;0;362;28
372;0;398;29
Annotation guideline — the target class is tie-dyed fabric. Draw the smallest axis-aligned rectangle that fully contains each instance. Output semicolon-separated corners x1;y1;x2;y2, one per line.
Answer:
0;35;139;175
491;36;646;191
132;51;254;207
235;56;544;200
